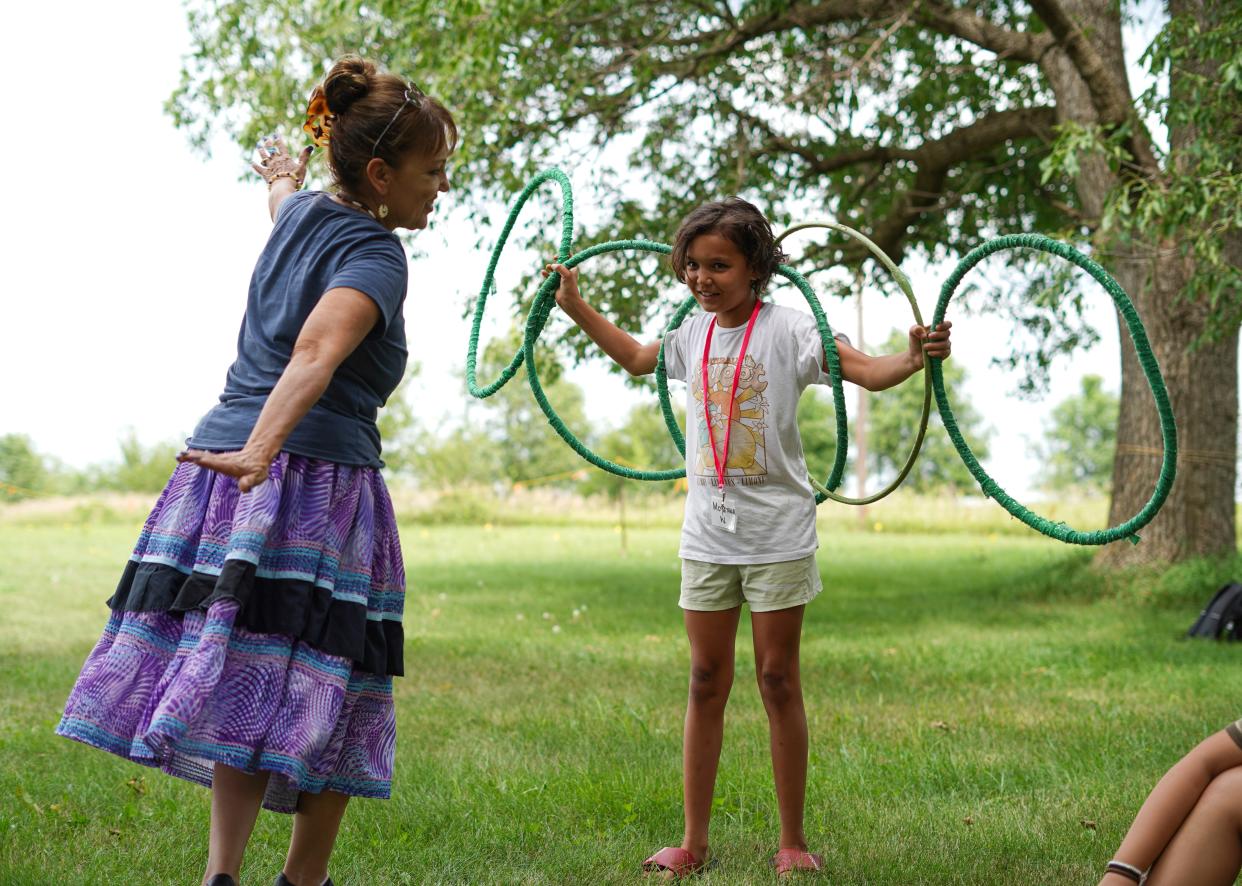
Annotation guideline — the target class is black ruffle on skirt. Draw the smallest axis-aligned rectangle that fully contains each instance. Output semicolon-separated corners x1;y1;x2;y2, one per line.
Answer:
108;560;404;676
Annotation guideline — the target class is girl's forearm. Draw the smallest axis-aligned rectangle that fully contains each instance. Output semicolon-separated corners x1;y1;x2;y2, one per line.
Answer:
857;350;921;391
241;352;336;461
559;296;658;376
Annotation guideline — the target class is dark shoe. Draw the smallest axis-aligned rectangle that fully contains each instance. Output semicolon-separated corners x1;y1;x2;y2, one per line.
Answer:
207;877;238;886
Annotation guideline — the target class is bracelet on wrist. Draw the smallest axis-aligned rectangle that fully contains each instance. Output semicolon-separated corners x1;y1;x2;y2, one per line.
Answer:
1105;860;1145;884
268;171;302;190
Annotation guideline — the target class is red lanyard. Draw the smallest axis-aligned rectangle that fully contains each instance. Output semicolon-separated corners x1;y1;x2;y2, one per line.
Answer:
701;300;762;493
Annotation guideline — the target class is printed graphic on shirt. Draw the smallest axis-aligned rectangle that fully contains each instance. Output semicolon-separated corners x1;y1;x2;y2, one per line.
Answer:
694;354;769;486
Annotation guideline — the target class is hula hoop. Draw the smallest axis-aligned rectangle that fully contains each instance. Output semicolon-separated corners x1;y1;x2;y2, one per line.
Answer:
524;239;686;480
931;234;1177;545
466;168;574;398
775;221;933;506
468;169;1177;543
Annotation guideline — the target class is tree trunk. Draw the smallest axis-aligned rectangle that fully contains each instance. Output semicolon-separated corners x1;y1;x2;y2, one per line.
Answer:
1042;0;1237;565
1098;246;1237;566
1100;0;1238;565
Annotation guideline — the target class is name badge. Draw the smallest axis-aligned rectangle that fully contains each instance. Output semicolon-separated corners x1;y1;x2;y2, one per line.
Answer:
710;491;738;533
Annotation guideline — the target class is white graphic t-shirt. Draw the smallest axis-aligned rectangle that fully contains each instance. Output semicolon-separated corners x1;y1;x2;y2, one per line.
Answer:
663;303;831;564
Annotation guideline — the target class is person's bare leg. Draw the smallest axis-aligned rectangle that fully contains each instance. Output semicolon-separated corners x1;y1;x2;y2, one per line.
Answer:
282;790;350;885
204;763;270;885
1145;766;1242;886
679;606;742;865
751;605;809;852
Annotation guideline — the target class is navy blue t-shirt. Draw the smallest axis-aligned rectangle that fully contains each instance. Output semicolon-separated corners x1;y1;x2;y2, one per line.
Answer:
190;191;409;467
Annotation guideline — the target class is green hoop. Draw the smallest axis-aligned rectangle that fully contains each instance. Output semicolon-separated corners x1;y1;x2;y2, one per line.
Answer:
466;168;574;399
775;221;933;506
523;239;686;480
468;169;1177;545
931;234;1177;545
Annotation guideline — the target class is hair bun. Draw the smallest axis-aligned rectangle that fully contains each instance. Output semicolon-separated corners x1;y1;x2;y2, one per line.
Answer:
322;54;376;115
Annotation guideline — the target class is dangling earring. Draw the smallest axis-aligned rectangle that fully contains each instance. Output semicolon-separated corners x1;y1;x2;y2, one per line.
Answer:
378;203;390;219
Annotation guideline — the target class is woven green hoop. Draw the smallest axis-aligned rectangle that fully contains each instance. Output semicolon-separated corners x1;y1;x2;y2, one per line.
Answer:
467;166;853;487
776;221;932;506
525;240;686;480
931;234;1178;545
654;263;851;501
468;169;1177;540
466;168;574;398
466;166;691;479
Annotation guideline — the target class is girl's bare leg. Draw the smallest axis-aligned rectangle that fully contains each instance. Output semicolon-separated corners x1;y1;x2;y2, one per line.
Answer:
680;606;742;862
1145;766;1242;886
751;605;809;851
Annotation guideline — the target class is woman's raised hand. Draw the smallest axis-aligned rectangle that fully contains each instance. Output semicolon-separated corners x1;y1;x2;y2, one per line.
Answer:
251;134;313;188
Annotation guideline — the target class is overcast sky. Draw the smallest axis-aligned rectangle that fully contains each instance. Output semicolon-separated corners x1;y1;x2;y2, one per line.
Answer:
2;1;1181;502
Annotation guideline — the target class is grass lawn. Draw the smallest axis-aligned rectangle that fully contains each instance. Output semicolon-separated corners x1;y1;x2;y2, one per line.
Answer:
0;519;1238;884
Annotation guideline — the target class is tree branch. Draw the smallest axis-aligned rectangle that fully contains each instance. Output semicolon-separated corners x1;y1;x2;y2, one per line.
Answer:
658;0;1053;65
740;108;916;174
1026;0;1129;120
742;105;1054;184
1026;0;1161;173
917;0;1054;63
866;106;1058;258
738;104;1058;269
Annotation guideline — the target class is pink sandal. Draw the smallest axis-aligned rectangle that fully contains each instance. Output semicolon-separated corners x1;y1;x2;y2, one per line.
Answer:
772;848;824;875
642;847;709;878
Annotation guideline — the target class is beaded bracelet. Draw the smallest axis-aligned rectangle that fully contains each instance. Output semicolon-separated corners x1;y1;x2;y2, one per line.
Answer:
1106;860;1144;883
268;172;302;190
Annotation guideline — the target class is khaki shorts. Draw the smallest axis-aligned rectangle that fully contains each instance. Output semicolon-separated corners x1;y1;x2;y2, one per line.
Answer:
680;554;822;613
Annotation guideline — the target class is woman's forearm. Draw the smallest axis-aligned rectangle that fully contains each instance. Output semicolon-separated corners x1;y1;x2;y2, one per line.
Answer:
267;178;299;221
180;288;380;491
241;351;337;461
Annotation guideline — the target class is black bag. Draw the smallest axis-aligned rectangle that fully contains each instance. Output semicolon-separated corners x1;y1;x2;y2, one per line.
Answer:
1187;583;1242;640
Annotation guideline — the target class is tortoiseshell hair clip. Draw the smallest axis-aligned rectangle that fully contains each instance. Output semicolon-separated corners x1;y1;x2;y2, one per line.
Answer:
303;86;334;148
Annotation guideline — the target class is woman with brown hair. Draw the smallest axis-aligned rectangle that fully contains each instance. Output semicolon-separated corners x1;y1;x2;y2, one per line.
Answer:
56;55;455;886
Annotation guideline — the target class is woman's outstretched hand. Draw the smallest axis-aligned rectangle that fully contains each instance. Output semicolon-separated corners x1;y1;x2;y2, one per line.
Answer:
251;134;312;187
177;448;271;493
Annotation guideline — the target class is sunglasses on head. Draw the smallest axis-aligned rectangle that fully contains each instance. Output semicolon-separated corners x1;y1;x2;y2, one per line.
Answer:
371;85;426;156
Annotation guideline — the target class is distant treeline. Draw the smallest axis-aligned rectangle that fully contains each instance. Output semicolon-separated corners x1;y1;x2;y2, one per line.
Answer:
2;342;1117;503
0;431;182;501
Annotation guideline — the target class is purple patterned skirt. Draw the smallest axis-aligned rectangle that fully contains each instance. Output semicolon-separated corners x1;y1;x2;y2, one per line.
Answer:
56;454;405;813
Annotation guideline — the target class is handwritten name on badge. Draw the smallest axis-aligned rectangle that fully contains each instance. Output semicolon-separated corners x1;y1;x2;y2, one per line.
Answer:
711;496;738;533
